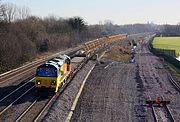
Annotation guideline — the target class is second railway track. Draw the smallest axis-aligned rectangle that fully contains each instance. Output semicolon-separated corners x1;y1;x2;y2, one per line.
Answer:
0;46;82;84
15;95;56;122
138;36;179;122
0;52;95;122
0;85;35;116
168;73;180;92
0;34;128;121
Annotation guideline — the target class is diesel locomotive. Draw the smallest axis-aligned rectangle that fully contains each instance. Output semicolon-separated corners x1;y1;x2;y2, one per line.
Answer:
35;55;71;93
35;34;128;93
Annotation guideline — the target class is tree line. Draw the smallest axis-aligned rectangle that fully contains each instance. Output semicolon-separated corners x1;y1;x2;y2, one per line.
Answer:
0;2;115;73
0;1;179;73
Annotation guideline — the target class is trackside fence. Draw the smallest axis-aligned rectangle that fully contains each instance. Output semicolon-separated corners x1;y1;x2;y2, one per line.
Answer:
149;37;180;70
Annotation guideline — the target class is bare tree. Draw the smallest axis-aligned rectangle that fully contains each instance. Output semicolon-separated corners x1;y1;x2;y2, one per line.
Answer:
0;4;7;22
7;3;16;22
1;3;30;22
1;3;17;22
0;0;3;21
0;1;8;33
17;6;30;20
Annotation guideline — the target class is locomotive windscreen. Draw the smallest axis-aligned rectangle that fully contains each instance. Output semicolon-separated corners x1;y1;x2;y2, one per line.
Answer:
36;66;57;77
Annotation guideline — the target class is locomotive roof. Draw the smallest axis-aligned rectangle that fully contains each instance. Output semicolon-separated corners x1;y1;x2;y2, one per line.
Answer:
38;62;59;70
37;54;70;69
55;54;70;60
49;59;64;66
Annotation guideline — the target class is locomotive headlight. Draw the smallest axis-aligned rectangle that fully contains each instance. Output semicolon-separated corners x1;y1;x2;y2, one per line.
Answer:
36;80;41;85
51;80;56;85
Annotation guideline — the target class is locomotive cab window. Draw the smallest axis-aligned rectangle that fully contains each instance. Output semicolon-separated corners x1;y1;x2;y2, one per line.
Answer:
36;66;58;77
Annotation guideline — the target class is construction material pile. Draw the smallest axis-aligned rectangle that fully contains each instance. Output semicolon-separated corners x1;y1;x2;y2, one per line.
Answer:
102;44;132;63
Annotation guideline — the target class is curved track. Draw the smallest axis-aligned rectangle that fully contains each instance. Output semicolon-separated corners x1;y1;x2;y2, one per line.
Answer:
168;73;180;92
137;35;179;121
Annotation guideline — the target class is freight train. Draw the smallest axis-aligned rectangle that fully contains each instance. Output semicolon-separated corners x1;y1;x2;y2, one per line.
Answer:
35;55;71;93
35;34;128;93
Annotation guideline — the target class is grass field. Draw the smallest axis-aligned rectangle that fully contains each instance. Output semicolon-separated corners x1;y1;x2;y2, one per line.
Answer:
153;37;180;56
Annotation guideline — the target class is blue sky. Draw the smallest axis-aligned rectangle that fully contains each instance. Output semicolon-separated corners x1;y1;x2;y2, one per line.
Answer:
3;0;180;25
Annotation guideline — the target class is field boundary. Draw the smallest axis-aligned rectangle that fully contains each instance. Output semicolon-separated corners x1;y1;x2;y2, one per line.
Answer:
149;37;180;70
153;37;180;56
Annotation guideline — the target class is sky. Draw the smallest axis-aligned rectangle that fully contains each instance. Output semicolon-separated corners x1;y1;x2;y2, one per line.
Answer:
3;0;180;25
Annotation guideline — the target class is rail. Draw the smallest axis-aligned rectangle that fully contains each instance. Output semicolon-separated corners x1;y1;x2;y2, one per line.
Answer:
0;78;34;103
0;34;127;121
168;73;180;91
0;86;35;116
14;51;95;122
151;97;175;122
0;34;127;84
0;46;82;84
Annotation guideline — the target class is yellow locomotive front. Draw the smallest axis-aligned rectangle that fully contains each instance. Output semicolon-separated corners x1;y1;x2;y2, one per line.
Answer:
35;63;59;92
35;55;71;93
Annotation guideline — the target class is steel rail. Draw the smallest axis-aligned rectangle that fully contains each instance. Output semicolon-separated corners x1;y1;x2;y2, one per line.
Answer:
168;73;180;91
150;96;175;122
164;104;175;122
33;95;56;122
15;57;90;122
0;34;126;83
24;48;97;122
151;104;175;122
0;78;35;103
0;35;116;121
0;86;35;116
14;98;38;122
0;46;82;84
0;60;43;83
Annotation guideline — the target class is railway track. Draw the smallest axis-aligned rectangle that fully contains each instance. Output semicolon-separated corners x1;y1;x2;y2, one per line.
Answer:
0;85;35;116
138;37;178;122
146;35;180;92
0;47;82;120
14;95;56;122
14;56;93;122
0;60;42;84
0;46;82;84
0;34;127;84
168;73;180;92
150;97;175;122
0;78;34;101
0;35;127;121
0;50;94;121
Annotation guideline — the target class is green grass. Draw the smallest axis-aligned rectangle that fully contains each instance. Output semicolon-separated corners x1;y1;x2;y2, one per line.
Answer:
153;37;180;56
